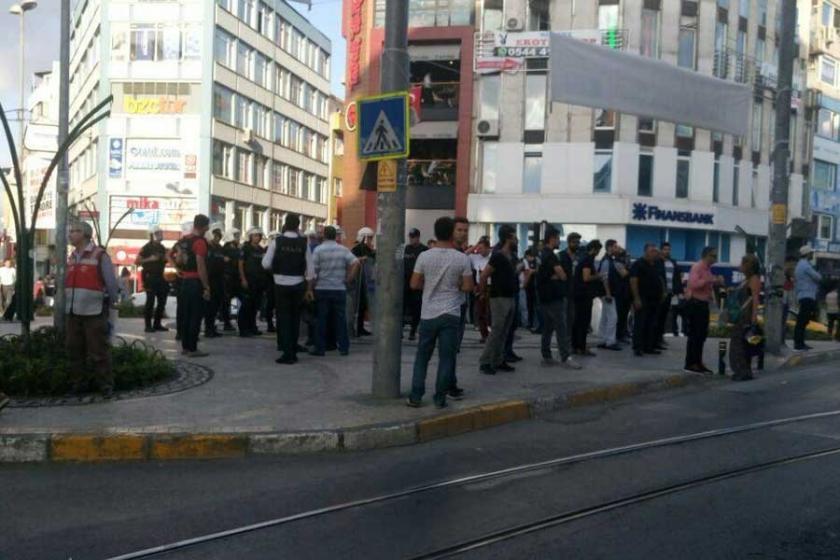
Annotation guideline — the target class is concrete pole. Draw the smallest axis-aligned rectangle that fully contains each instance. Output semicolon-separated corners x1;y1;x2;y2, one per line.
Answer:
765;0;797;355
371;0;409;398
54;0;71;332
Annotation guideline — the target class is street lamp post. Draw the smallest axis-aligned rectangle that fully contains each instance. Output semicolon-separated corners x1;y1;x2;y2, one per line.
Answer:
9;1;37;155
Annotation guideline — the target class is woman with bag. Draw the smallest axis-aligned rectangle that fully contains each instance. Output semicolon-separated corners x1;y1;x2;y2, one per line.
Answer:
728;254;763;381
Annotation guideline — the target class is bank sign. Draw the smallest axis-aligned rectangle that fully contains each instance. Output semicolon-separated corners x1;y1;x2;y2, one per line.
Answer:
631;202;715;225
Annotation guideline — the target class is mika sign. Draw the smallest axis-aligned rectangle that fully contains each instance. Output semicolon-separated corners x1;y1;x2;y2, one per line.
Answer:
632;203;714;225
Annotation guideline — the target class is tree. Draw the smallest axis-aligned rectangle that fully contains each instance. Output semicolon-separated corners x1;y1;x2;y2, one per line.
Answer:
0;95;113;341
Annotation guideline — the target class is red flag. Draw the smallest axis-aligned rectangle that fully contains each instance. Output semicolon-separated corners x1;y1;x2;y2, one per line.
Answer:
409;84;422;125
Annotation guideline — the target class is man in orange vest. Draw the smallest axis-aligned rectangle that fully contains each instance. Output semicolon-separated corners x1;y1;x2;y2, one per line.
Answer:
66;222;119;396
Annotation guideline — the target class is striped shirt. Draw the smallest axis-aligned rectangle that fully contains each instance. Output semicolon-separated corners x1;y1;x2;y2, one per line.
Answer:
312;241;358;291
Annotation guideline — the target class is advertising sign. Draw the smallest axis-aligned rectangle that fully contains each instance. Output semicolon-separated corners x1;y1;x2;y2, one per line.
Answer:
109;138;124;179
110;195;198;231
475;30;601;73
23;155;56;230
125;139;183;181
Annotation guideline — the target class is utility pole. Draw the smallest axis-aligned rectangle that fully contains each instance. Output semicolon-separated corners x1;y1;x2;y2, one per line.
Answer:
371;0;409;398
54;0;70;332
765;0;797;355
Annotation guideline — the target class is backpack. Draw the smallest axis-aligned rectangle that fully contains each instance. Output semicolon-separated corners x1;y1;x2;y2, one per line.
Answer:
174;236;197;271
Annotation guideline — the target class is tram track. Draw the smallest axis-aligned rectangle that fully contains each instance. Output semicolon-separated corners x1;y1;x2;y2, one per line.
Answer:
102;407;840;559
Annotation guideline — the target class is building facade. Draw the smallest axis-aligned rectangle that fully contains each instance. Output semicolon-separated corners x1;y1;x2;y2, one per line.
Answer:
340;0;474;242
803;0;840;274
68;0;332;268
468;0;810;266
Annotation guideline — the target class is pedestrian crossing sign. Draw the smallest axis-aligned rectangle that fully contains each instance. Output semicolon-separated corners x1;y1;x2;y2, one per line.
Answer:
358;92;410;161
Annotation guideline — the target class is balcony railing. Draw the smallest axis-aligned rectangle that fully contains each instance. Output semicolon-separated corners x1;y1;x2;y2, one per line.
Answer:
407;159;456;188
412;82;459;121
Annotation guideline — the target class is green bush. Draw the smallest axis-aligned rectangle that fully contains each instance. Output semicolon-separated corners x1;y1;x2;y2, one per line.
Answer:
0;327;175;397
117;300;146;318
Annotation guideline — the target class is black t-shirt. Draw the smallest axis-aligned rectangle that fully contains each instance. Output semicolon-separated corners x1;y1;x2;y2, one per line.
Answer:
630;258;664;303
574;254;596;300
538;247;567;302
222;242;240;277
138;241;167;280
206;241;226;279
403;243;428;282
488;251;517;298
559;251;577;297
240;243;267;283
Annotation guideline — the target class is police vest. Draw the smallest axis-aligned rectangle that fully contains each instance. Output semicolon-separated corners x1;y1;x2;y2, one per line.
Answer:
66;246;107;316
271;236;307;276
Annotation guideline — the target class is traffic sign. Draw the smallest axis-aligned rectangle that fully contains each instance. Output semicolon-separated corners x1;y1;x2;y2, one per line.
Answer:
377;160;397;192
358;92;409;161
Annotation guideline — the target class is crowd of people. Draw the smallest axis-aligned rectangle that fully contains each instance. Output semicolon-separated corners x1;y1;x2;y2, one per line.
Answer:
2;211;840;412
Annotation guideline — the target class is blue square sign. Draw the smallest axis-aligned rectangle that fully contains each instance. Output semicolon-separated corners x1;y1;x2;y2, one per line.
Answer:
358;92;409;161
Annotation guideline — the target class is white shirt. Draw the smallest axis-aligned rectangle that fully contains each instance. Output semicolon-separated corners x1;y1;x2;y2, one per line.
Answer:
261;231;315;286
0;265;15;286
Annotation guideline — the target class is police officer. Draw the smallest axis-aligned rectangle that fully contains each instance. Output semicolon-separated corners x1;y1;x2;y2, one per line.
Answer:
204;223;226;338
262;213;312;364
238;227;267;337
221;228;241;331
136;224;169;333
351;227;376;337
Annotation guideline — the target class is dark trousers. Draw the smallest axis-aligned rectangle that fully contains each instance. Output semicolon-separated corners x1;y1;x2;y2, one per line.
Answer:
143;276;168;329
828;313;840;340
404;288;422;336
1;292;16;320
616;295;631;341
221;277;237;326
504;295;519;359
315;290;349;354
525;286;537;329
410;314;460;404
684;299;710;368
275;283;305;359
632;301;659;352
66;309;112;390
205;276;224;333
238;281;265;334
180;278;205;352
794;298;817;349
655;296;672;344
262;279;276;328
572;297;594;352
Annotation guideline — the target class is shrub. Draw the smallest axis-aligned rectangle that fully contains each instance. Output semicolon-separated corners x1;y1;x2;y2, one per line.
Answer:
0;327;175;397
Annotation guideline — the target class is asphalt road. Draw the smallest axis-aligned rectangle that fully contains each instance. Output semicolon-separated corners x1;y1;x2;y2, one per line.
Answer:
5;362;840;560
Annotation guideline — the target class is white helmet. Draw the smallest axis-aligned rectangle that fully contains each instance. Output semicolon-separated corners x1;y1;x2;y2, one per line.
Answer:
210;222;224;234
357;227;375;242
246;227;264;238
148;224;163;235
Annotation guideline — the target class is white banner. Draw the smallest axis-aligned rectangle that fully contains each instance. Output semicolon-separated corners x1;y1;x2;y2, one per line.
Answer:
549;33;751;136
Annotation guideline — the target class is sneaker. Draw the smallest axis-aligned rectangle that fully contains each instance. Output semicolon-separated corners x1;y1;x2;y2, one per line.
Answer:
497;362;516;372
732;374;755;382
683;366;703;374
275;355;297;365
541;357;559;367
562;358;583;370
505;353;524;363
406;397;422;408
144;327;155;333
187;350;209;358
479;364;497;375
448;387;465;400
252;330;264;336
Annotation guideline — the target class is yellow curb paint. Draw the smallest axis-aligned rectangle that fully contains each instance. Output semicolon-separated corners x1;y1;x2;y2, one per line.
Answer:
51;435;146;462
475;401;531;430
417;410;476;442
787;356;802;367
567;383;646;408
150;435;247;460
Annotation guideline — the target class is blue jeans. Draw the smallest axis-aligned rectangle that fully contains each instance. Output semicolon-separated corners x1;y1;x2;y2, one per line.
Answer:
315;289;349;354
410;314;460;403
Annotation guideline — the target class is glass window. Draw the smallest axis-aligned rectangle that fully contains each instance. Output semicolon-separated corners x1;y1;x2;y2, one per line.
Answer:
818;214;835;240
254;54;267;88
273;162;286;193
638;152;653;197
527;0;550;31
813;159;837;191
130;24;156;61
757;0;767;26
678;27;696;69
213;86;233;123
160;26;181;60
676;124;694;138
824;3;833;27
235;96;248;129
480;75;501;121
739;0;749;18
640;9;660;58
755;37;765;64
594;150;613;193
713;158;721;203
598;5;619;30
818;108;840;141
822;57;836;86
523;147;543;193
714;22;728;78
751;103;763;151
524;74;546;130
676;156;690;198
237;150;251;184
482;0;504;31
481;142;498;193
237;41;251;78
733;164;740;205
288;168;299;196
595;109;616;129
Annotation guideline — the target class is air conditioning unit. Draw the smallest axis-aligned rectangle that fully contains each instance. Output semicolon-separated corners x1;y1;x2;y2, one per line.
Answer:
506;17;524;31
243;128;255;143
476;119;500;138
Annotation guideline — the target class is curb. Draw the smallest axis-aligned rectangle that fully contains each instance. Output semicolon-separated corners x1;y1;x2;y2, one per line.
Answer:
780;348;840;370
0;373;709;464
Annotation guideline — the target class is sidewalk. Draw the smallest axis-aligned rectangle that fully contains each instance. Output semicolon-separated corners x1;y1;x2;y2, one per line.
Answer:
2;318;838;462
